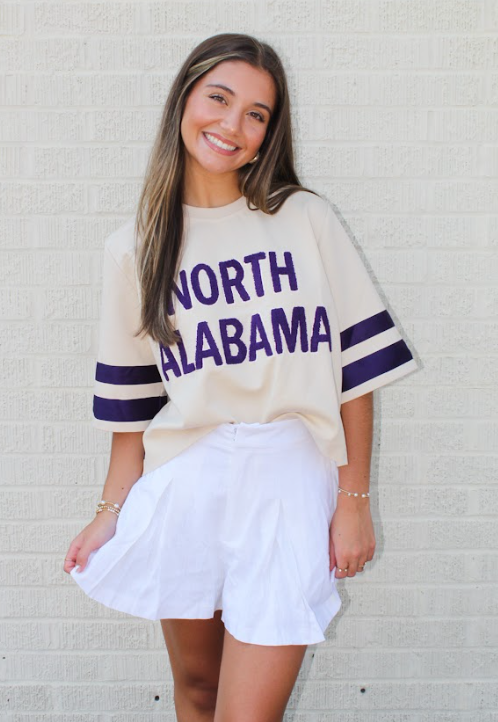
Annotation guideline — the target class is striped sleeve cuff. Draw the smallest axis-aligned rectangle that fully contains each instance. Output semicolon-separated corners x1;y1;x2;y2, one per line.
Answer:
92;362;167;430
340;310;418;403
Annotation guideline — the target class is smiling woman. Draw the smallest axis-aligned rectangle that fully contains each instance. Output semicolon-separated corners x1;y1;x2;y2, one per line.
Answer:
64;32;418;722
180;60;276;194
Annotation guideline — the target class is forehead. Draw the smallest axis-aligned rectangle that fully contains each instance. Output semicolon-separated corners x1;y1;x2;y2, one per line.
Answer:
199;61;276;103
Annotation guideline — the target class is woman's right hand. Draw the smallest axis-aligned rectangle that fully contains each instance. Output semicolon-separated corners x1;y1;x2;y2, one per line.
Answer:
63;512;119;575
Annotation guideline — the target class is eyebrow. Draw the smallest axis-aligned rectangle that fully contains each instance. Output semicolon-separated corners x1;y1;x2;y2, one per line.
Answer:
205;83;273;117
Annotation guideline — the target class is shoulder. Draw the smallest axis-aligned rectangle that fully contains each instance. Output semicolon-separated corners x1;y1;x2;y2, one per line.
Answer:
278;189;331;236
103;216;138;286
104;216;136;261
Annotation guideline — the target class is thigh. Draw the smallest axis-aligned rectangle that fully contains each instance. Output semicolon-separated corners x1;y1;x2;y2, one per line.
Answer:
161;611;226;688
214;628;307;722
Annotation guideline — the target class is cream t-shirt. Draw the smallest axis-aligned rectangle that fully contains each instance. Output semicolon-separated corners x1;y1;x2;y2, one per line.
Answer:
93;190;418;475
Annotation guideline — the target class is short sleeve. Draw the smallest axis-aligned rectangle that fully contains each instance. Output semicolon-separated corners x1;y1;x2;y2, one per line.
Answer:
92;238;167;431
316;203;419;404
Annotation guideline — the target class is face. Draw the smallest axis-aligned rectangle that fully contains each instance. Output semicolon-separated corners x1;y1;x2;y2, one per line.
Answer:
180;60;276;177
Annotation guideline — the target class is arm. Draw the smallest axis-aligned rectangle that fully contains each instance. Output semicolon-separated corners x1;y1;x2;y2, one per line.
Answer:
63;431;145;575
101;431;146;508
328;391;376;578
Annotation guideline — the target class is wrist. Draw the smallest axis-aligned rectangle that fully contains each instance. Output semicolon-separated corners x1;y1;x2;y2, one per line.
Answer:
336;487;371;513
336;493;370;507
95;506;120;516
337;485;370;499
95;499;122;518
93;509;119;525
334;496;371;523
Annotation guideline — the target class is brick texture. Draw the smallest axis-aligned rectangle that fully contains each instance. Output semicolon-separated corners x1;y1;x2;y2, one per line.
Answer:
1;0;497;718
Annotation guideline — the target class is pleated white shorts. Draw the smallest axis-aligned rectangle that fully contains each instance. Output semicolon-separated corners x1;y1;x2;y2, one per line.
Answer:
70;417;342;646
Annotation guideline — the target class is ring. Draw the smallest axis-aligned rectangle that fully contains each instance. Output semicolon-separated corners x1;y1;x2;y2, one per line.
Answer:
337;567;349;573
358;566;365;571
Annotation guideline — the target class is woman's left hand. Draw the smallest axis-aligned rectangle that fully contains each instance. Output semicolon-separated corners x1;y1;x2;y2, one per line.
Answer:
329;498;376;578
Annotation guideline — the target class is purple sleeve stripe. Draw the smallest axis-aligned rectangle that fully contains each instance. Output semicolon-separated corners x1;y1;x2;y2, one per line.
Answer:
342;339;414;393
96;362;162;386
93;394;167;423
340;310;394;351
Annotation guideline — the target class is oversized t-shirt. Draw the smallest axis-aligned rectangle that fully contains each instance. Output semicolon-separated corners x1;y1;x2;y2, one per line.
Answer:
93;190;418;475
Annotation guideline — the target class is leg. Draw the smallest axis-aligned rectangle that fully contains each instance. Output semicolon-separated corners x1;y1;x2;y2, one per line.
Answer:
161;610;225;722
214;627;307;722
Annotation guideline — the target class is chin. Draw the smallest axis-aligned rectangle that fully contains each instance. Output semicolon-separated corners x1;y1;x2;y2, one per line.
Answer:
196;153;241;171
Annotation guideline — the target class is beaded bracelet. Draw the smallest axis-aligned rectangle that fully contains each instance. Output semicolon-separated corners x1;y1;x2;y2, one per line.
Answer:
338;486;370;499
96;505;120;516
99;499;121;509
96;499;121;516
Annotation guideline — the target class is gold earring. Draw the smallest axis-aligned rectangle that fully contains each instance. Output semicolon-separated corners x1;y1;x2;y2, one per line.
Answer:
248;152;260;164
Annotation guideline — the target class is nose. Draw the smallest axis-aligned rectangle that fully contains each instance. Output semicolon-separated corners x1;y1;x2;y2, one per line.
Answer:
219;108;243;137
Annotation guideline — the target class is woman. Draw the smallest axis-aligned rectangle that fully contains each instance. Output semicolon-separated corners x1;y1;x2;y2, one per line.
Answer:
64;33;417;722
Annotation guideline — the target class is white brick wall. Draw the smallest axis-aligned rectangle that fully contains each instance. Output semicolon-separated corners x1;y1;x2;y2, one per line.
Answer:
1;1;497;719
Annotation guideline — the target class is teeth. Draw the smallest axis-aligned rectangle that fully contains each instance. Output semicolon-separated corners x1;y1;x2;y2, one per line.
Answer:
205;132;238;151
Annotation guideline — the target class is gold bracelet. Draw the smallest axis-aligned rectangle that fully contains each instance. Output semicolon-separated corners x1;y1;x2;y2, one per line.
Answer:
338;486;370;499
96;500;121;516
99;499;121;509
96;505;120;516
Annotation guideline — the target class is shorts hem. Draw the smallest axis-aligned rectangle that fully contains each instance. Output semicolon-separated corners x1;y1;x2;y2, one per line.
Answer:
219;593;341;647
70;570;222;621
70;570;341;645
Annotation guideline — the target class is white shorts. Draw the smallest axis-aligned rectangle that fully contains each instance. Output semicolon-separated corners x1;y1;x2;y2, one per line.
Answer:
70;418;342;646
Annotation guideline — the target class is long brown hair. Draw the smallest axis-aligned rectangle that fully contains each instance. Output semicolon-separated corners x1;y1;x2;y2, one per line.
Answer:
134;32;320;348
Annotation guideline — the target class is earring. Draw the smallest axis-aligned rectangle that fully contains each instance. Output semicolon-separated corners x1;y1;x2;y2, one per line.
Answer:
248;152;260;164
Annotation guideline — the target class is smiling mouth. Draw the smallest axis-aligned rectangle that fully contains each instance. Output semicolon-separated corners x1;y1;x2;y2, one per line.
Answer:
203;132;241;152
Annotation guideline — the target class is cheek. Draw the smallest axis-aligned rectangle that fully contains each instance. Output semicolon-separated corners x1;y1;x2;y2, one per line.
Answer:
180;116;194;154
247;124;268;149
182;97;208;133
191;98;217;125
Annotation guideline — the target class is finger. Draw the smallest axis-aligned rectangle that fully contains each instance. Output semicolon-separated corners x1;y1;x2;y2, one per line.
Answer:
347;561;358;578
367;541;376;563
334;558;350;579
63;541;81;573
63;558;77;574
74;547;92;573
357;559;367;573
329;539;336;572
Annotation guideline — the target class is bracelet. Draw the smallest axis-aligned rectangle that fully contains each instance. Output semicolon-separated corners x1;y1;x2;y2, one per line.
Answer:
96;499;121;516
338;486;370;499
96;505;120;516
99;499;121;509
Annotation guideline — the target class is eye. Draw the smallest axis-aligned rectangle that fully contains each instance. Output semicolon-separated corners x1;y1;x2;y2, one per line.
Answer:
209;95;265;123
209;93;226;104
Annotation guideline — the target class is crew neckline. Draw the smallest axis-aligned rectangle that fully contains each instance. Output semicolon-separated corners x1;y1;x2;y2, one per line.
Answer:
182;194;249;219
